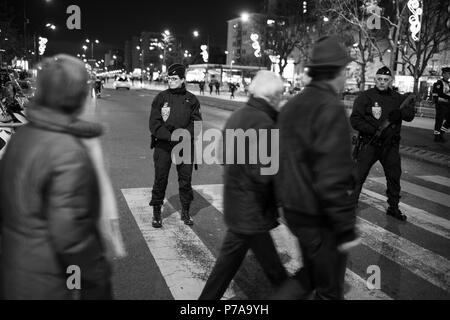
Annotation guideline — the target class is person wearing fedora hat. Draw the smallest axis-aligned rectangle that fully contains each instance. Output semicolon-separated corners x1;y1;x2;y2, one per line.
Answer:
273;36;359;300
431;67;450;142
149;63;202;228
351;66;415;222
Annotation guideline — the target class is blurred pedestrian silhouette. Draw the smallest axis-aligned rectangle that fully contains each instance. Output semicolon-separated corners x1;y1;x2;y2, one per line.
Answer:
199;71;288;300
0;54;125;300
274;36;360;300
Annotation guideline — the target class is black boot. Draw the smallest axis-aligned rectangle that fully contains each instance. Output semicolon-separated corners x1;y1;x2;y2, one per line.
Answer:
152;205;163;228
386;206;407;222
181;206;194;226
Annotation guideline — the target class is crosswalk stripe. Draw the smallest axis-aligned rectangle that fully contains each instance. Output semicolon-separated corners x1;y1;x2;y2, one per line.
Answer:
370;177;450;208
121;188;246;300
357;217;450;292
418;176;450;187
361;189;450;240
193;184;393;300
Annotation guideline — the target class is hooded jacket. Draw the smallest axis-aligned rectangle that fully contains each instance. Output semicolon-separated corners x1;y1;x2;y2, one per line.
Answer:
0;105;110;300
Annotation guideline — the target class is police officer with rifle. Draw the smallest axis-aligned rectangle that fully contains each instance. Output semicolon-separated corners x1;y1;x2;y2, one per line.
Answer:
351;67;416;222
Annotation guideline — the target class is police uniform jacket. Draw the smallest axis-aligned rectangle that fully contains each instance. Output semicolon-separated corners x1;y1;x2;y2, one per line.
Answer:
350;88;415;139
276;81;357;246
149;86;202;148
432;79;450;105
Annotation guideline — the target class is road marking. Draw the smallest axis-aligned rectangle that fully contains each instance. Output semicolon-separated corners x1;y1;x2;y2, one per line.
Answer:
370;177;450;208
418;176;450;187
357;216;450;292
193;184;392;300
121;188;245;300
361;189;450;240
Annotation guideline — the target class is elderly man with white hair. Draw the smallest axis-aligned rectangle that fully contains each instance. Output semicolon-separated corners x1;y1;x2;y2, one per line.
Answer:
199;70;288;300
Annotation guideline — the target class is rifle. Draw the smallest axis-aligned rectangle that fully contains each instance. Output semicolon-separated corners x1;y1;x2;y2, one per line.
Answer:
368;93;416;147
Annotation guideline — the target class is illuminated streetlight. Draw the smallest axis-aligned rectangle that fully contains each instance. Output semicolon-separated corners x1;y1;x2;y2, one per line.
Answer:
193;30;199;38
241;12;250;22
323;16;329;22
164;30;170;36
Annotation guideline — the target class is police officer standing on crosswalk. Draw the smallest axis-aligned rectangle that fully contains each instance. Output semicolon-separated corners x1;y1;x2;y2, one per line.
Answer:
149;63;202;228
351;66;415;222
431;67;450;143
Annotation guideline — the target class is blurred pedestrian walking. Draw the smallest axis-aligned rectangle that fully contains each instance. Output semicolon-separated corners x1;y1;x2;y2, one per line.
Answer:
199;70;288;300
274;36;359;300
432;67;450;143
0;54;125;300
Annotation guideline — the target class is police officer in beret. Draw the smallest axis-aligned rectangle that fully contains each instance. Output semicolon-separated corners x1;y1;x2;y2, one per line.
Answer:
351;66;415;222
431;67;450;143
149;63;202;228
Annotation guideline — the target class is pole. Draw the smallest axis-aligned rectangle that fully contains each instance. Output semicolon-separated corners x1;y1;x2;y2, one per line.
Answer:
91;43;94;60
23;0;27;59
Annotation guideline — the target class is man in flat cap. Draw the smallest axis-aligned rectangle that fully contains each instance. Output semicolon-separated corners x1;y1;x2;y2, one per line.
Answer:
351;66;415;222
431;67;450;142
274;36;359;300
149;63;202;228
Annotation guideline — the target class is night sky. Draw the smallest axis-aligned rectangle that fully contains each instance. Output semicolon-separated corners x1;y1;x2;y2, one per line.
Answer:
9;0;263;58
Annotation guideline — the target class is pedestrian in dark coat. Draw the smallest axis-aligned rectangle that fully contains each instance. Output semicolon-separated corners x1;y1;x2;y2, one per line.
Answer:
351;66;415;221
0;55;112;300
215;81;220;95
149;64;202;228
209;81;214;95
274;36;359;300
199;70;288;300
199;80;205;95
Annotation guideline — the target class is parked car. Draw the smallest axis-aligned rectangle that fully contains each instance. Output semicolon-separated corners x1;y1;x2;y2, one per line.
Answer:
114;76;132;90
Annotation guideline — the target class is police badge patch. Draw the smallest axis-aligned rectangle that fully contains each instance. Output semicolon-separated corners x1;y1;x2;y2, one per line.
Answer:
372;102;382;120
161;102;170;122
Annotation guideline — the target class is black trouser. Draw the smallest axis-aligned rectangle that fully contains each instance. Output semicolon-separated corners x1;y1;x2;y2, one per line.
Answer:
434;102;450;134
199;230;288;300
272;224;348;300
354;141;401;208
149;145;194;208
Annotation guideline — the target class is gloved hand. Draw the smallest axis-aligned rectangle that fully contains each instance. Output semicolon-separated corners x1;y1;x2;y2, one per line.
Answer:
388;109;402;124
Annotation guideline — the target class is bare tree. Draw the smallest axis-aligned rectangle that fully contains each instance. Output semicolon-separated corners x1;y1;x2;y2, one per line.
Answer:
399;0;450;95
318;0;389;91
263;0;316;77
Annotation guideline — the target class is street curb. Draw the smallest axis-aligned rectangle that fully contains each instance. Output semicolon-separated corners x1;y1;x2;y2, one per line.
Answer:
399;146;450;168
137;87;449;168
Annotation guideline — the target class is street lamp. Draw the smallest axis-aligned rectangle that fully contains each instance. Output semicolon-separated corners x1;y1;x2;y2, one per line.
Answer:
241;12;250;22
85;39;100;60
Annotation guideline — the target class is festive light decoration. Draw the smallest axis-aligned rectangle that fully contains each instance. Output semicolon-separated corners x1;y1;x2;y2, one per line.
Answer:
250;33;261;58
408;0;422;42
200;45;209;63
38;37;48;56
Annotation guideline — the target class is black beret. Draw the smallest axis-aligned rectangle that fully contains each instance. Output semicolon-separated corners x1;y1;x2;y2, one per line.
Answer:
376;66;392;76
168;63;186;79
442;67;450;73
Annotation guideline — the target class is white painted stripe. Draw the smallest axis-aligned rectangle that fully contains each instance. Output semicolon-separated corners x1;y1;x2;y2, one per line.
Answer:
357;217;450;292
193;184;392;300
418;176;450;187
361;189;450;240
121;188;246;300
370;177;450;208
